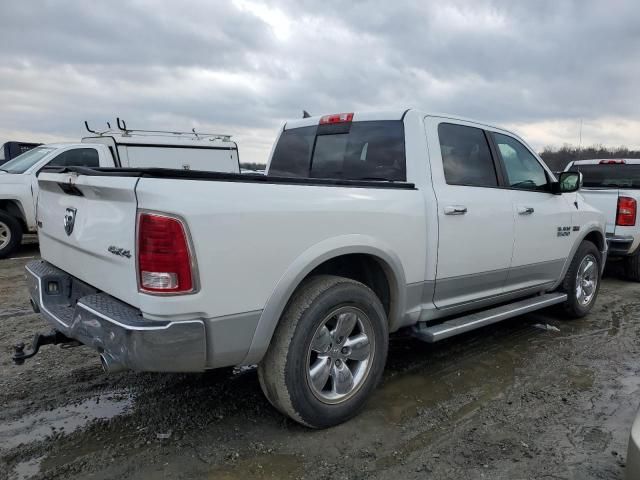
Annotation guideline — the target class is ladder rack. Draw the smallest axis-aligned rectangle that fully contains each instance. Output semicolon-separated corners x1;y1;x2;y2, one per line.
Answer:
84;118;232;142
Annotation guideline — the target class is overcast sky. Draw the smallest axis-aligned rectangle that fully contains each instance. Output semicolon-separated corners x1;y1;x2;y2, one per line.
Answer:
1;0;639;163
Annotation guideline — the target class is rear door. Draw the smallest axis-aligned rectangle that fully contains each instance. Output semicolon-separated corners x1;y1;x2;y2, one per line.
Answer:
426;118;515;308
490;132;573;290
37;172;140;307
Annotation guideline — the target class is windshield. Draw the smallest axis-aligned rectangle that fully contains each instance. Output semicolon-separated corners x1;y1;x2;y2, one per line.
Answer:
268;120;406;181
0;146;57;174
569;164;640;188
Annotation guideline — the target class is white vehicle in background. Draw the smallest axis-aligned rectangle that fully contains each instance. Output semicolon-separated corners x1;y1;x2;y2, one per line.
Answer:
565;159;640;280
17;110;606;428
0;120;240;258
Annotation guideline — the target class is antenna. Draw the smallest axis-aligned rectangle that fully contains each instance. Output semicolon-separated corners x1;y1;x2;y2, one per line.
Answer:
192;128;199;139
303;110;311;118
107;122;111;129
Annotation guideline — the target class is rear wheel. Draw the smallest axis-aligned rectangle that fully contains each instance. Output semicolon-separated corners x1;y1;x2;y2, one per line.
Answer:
0;212;22;259
258;275;388;428
624;252;640;282
559;240;601;318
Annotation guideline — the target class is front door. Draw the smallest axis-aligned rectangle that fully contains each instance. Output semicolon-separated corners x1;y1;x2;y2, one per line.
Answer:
490;132;574;290
428;120;515;309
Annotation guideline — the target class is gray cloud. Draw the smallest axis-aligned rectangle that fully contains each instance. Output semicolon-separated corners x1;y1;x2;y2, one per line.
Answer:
1;0;639;162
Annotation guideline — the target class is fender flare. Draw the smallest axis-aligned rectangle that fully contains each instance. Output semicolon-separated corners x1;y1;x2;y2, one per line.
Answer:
240;234;408;365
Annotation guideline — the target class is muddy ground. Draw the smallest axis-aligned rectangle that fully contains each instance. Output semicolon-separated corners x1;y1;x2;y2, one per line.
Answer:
1;243;639;480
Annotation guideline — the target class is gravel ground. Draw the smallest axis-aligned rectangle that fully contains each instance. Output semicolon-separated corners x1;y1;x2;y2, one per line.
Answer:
1;243;638;479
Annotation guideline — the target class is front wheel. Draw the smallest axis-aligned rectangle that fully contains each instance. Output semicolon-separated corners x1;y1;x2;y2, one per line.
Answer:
258;275;388;428
0;212;22;259
559;240;601;318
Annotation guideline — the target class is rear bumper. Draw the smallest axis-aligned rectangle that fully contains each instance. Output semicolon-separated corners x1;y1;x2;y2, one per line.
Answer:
606;234;635;256
25;260;207;372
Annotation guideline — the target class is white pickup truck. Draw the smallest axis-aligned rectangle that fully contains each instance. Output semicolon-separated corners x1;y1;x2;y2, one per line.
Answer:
0;126;240;258
565;159;640;280
17;110;606;428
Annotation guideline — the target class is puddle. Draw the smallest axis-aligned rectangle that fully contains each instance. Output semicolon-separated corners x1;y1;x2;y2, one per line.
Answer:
364;324;546;469
0;391;133;451
12;454;46;480
208;454;303;479
371;327;535;426
566;366;595;391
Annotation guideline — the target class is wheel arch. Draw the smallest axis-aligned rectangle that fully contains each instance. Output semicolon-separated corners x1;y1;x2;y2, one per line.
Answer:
0;199;28;232
551;224;606;291
241;235;407;365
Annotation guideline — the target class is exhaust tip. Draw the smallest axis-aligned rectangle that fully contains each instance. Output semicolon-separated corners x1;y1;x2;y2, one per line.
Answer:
100;353;126;374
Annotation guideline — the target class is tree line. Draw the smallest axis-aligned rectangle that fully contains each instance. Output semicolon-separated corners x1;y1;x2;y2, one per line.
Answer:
539;145;640;171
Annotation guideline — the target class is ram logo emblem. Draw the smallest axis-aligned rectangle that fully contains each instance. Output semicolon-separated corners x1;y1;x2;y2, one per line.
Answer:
63;208;77;236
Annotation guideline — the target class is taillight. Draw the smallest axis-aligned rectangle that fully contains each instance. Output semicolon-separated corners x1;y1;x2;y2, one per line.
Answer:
319;112;354;125
137;212;195;294
617;196;637;227
600;159;626;164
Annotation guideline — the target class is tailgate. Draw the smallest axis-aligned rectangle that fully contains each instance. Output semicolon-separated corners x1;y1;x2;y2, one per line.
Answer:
37;172;140;307
580;188;619;234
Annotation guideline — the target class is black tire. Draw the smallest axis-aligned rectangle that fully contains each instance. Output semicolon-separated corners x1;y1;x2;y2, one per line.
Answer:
559;240;601;318
258;275;388;428
0;212;22;259
624;252;640;282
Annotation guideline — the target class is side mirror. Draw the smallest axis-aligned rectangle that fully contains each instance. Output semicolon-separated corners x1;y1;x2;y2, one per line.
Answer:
552;171;582;194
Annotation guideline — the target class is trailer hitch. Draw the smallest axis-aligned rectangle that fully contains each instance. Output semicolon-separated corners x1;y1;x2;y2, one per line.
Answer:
12;330;77;365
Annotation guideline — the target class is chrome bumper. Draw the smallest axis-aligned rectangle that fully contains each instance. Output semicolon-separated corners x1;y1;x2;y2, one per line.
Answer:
25;260;207;372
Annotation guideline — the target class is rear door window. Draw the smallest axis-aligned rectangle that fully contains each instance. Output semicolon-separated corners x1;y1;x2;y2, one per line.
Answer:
438;123;498;187
269;121;406;181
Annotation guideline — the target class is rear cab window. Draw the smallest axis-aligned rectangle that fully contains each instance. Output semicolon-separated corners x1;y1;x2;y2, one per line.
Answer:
568;163;640;188
269;120;406;181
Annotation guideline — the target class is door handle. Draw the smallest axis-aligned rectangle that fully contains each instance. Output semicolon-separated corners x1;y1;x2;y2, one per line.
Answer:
518;206;535;215
444;205;468;215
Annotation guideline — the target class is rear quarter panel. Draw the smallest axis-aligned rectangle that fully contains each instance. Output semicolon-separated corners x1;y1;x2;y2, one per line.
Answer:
134;178;427;323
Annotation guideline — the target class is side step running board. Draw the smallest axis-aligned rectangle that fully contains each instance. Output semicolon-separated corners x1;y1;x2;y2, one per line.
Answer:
412;292;568;343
